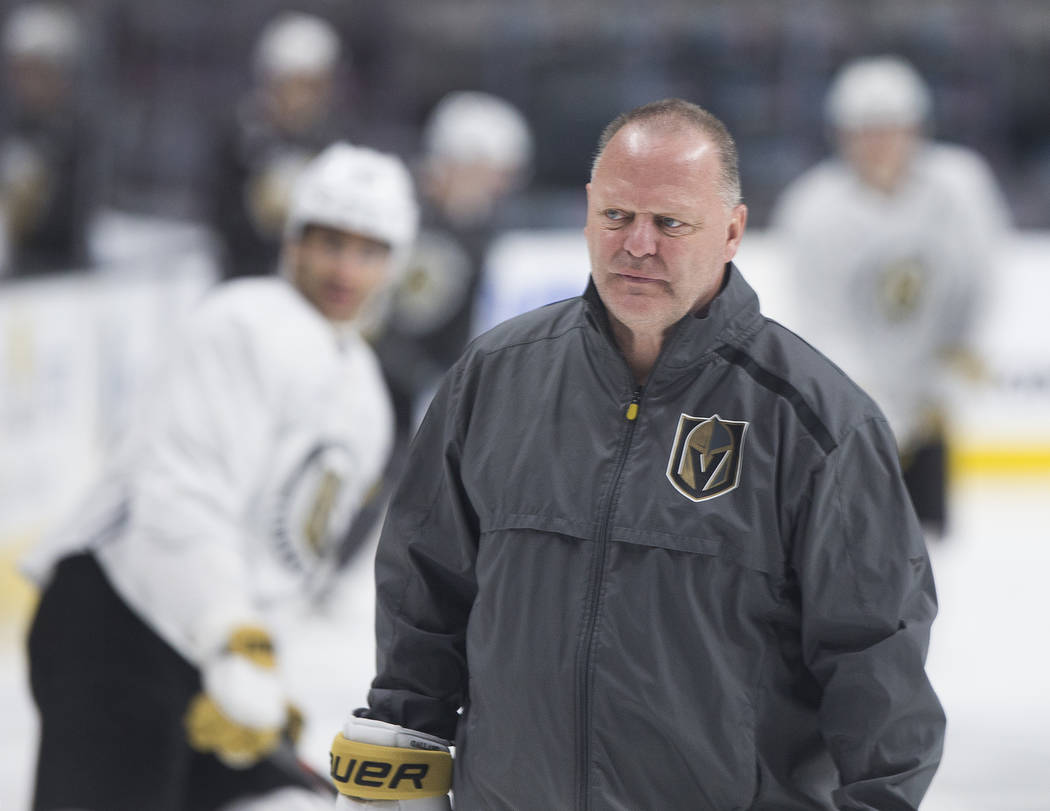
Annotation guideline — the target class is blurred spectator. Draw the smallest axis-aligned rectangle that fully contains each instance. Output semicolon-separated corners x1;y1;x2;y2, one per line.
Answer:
770;54;1012;538
0;2;97;277
374;90;534;439
19;143;418;811
207;11;353;280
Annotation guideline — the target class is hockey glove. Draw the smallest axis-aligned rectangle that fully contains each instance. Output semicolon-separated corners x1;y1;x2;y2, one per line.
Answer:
185;624;301;768
330;715;452;809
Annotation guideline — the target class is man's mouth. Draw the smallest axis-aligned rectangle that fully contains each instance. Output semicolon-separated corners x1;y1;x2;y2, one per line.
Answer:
324;284;358;303
617;271;665;284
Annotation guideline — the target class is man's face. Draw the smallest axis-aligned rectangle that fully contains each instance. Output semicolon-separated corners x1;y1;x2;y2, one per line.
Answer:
266;71;333;134
837;124;919;193
7;56;72;115
584;123;747;342
288;225;392;322
424;158;520;227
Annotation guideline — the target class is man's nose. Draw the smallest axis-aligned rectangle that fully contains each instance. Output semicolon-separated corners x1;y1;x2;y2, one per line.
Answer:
329;252;360;281
334;243;373;272
622;218;657;257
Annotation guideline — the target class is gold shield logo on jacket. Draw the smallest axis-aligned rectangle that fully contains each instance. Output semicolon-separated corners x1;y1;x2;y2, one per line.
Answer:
666;414;749;502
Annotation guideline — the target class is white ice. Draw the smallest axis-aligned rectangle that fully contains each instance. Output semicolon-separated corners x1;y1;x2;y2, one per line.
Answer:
3;477;1050;810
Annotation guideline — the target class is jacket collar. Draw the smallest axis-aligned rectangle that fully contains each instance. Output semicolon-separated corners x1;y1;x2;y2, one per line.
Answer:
582;263;762;375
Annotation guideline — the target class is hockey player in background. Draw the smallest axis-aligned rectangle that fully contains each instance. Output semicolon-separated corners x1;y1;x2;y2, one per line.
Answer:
20;143;418;811
328;99;943;810
0;1;98;276
373;90;533;440
207;12;353;281
771;55;1012;538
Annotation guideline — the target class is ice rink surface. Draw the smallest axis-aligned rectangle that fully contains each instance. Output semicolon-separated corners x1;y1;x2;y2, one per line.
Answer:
921;478;1050;811
2;473;1049;810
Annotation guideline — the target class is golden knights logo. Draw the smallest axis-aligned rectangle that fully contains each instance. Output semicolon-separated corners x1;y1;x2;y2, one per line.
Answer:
876;255;927;323
666;414;749;502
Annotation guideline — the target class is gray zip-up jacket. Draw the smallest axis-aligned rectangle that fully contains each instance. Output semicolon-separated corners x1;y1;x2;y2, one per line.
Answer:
366;265;945;810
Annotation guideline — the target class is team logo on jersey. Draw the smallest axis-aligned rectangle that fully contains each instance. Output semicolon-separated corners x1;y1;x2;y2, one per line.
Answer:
666;414;749;502
272;441;354;571
876;255;927;322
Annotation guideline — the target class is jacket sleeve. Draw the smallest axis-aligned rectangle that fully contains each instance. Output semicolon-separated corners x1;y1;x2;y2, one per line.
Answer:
366;362;479;741
792;416;945;810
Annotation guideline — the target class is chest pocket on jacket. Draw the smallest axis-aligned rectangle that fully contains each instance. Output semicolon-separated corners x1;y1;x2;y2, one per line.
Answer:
609;424;785;579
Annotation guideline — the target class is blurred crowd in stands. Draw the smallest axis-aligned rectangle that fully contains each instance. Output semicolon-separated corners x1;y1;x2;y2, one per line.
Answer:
1;0;1048;282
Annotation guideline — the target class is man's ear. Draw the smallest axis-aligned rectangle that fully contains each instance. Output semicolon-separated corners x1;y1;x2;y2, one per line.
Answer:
583;182;592;236
724;204;748;262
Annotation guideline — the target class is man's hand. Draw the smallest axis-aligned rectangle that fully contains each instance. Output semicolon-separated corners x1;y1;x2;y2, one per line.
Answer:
184;625;300;768
331;715;452;809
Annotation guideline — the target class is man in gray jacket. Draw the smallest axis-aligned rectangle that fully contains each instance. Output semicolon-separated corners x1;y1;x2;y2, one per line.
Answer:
331;99;945;810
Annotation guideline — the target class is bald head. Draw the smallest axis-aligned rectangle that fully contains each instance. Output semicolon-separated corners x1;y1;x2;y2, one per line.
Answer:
591;99;742;208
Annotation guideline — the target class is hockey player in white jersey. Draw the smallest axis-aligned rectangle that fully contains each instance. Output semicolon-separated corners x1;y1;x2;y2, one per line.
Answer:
20;142;418;810
771;55;1012;537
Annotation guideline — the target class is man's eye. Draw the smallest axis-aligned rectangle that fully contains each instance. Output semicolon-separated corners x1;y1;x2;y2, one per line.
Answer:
603;209;627;221
659;216;685;229
361;242;391;259
321;232;345;251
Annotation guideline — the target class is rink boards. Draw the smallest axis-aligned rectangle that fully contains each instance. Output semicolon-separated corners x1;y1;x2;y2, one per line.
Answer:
476;229;1050;478
1;228;1048;591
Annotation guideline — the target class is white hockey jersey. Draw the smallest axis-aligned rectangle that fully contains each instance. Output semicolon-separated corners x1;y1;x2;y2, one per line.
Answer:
22;277;394;664
770;142;1011;448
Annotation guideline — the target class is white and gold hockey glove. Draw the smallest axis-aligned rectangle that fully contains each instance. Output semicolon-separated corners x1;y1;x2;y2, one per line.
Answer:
184;625;302;768
330;715;452;809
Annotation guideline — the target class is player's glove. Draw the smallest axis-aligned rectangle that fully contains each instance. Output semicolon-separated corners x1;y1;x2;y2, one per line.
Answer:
330;715;452;809
184;624;301;768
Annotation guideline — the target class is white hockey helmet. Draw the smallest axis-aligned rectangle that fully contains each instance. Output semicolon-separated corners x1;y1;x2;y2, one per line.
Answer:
285;142;419;259
2;2;79;66
253;12;342;79
825;56;931;131
423;91;533;171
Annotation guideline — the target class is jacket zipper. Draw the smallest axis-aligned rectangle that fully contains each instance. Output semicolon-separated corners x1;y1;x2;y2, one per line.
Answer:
575;385;644;811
